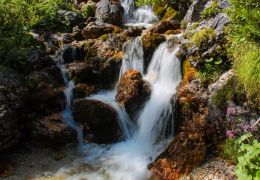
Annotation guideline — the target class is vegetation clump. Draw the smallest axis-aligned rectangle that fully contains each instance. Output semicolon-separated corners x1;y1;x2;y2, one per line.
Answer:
201;0;221;19
141;32;166;50
191;28;216;48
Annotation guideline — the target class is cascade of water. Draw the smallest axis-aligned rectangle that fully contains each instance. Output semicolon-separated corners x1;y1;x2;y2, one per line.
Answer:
58;38;182;180
121;0;158;27
54;46;84;147
119;37;144;77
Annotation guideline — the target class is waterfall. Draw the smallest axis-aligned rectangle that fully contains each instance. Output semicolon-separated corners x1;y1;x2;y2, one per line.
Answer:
54;46;84;147
120;37;144;77
121;0;158;27
57;38;182;180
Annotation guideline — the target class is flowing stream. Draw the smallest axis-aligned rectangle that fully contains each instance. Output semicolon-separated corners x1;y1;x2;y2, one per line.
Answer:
53;2;182;179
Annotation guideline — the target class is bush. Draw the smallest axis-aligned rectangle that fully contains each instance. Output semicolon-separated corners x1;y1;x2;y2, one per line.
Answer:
0;0;75;70
235;133;260;180
191;28;216;47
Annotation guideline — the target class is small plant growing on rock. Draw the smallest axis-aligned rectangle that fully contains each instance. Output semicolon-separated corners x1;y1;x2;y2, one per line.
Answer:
201;0;221;19
81;4;96;19
191;28;216;48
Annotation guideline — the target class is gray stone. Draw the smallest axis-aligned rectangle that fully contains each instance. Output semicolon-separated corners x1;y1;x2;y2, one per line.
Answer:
95;0;124;26
184;0;208;23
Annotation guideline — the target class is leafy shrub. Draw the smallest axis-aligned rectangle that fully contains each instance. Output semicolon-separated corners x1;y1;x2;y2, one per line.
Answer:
235;133;260;180
0;0;75;70
191;28;216;47
222;138;240;164
201;0;221;19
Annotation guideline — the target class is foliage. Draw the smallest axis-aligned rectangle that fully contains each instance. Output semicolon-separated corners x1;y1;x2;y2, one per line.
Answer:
228;0;260;106
0;0;75;70
228;0;260;41
191;28;216;48
196;55;229;85
235;133;260;180
81;4;96;19
222;138;240;164
182;59;196;84
201;0;221;19
161;7;178;20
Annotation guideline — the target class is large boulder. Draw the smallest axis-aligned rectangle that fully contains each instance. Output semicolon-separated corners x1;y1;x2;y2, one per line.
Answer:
82;22;115;39
116;70;151;119
95;0;124;26
73;99;121;144
0;67;28;152
149;19;180;34
27;71;65;116
32;113;77;145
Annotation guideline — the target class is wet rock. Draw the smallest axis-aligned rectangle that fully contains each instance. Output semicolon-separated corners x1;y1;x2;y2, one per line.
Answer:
141;32;166;68
149;19;180;34
73;99;121;144
32;113;77;145
116;70;151;119
0;67;28;152
82;22;115;39
184;0;208;23
27;71;65;115
124;26;144;37
73;83;96;99
54;44;85;64
67;62;99;84
95;0;124;26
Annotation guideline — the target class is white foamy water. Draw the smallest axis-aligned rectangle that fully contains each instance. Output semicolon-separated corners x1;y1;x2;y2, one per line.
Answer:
121;0;158;28
120;37;144;77
55;39;182;180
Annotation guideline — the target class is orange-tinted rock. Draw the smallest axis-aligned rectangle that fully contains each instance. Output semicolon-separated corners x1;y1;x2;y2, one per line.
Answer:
150;80;208;179
116;70;151;119
149;19;180;34
32;113;77;145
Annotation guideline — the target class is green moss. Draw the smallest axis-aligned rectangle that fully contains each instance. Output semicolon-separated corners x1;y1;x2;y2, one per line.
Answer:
212;79;235;109
201;0;221;19
153;3;166;19
161;7;178;20
99;34;109;41
141;32;166;50
181;20;187;29
191;28;216;47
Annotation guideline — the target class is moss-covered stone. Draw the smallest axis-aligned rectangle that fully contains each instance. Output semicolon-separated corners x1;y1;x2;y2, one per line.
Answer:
141;32;166;50
161;7;179;21
191;28;216;48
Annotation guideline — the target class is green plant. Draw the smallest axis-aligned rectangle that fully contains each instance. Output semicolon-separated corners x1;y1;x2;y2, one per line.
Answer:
81;4;96;18
181;20;187;29
235;133;260;180
191;28;216;47
161;7;178;20
222;138;240;164
201;0;221;19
